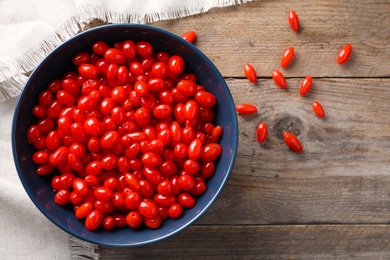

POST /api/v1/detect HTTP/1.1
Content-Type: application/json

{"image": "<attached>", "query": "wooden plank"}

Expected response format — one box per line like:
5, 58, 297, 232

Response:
193, 78, 390, 224
99, 225, 390, 259
150, 0, 390, 78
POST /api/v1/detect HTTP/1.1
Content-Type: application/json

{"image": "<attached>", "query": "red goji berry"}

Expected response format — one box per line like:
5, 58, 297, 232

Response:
243, 63, 257, 83
256, 122, 268, 143
338, 44, 352, 64
312, 101, 325, 118
235, 104, 257, 115
283, 132, 302, 153
280, 47, 295, 68
181, 31, 196, 43
272, 70, 287, 89
288, 11, 299, 32
299, 76, 313, 96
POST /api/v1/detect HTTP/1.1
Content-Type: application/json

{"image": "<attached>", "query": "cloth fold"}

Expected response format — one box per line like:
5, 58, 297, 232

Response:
0, 178, 73, 259
0, 0, 252, 102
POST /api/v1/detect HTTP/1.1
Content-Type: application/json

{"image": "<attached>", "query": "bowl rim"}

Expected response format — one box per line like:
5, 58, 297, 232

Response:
12, 23, 238, 247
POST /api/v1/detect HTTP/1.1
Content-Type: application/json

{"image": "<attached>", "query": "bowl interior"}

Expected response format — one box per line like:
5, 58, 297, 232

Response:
12, 24, 238, 247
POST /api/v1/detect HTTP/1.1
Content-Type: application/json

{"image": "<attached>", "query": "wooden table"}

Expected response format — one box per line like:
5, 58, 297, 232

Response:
99, 1, 390, 258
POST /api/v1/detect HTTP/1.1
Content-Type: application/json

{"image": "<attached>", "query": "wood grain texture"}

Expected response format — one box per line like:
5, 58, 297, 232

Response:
99, 225, 390, 259
151, 0, 390, 78
196, 78, 390, 224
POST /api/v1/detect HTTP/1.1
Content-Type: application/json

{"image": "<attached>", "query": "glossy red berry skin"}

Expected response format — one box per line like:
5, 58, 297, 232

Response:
235, 104, 257, 115
312, 101, 325, 118
182, 31, 196, 43
243, 64, 257, 83
256, 122, 268, 143
104, 48, 126, 64
85, 210, 102, 231
271, 70, 286, 89
299, 76, 313, 96
338, 44, 352, 64
280, 47, 295, 68
168, 204, 183, 219
169, 55, 185, 75
288, 11, 299, 32
283, 132, 302, 153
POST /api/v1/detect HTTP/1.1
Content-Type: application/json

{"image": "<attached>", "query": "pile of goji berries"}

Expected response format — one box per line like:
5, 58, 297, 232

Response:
238, 10, 352, 153
27, 32, 224, 231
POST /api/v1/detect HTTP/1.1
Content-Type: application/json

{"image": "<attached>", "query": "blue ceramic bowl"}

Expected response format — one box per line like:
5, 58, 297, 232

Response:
12, 24, 238, 247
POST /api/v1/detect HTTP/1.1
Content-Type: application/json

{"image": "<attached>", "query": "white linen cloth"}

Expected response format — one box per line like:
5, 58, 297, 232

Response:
0, 0, 251, 259
0, 0, 252, 102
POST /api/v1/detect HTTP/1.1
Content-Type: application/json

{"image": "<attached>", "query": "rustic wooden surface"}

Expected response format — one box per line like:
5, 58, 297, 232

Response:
100, 225, 390, 259
98, 0, 390, 258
